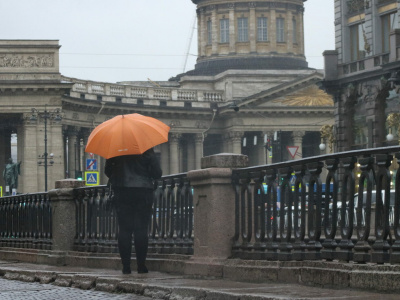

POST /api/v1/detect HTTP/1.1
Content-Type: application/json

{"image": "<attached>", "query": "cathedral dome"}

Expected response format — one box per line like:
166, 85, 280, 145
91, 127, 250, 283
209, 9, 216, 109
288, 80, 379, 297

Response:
188, 0, 308, 75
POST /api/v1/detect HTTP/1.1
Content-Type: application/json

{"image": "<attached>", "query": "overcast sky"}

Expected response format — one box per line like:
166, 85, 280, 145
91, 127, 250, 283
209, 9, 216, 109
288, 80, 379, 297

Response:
1, 0, 335, 83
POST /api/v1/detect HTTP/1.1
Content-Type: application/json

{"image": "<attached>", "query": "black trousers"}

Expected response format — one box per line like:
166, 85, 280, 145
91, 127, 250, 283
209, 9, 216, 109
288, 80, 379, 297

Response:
114, 187, 153, 268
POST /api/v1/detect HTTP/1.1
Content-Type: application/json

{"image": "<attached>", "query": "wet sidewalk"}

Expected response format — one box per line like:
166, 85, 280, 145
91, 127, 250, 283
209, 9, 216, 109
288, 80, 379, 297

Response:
0, 260, 397, 299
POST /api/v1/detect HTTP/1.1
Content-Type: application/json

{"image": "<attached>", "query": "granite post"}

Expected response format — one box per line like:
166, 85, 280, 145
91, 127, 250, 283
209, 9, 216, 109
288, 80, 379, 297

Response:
48, 179, 85, 251
185, 153, 248, 277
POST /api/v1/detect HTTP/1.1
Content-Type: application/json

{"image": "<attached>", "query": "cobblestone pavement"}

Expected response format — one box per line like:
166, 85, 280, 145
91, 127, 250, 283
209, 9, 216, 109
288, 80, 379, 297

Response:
0, 278, 153, 300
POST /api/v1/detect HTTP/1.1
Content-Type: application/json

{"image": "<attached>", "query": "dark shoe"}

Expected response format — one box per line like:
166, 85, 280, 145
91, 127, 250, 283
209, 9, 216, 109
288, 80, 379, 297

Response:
137, 265, 148, 274
122, 265, 131, 274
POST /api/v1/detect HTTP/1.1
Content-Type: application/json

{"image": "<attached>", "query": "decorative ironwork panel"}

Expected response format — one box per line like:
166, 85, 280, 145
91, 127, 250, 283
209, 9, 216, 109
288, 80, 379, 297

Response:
0, 193, 51, 249
232, 146, 400, 265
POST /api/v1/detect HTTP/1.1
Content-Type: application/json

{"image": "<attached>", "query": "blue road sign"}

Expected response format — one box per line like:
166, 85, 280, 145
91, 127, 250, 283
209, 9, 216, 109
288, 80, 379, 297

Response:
85, 171, 99, 186
86, 158, 97, 170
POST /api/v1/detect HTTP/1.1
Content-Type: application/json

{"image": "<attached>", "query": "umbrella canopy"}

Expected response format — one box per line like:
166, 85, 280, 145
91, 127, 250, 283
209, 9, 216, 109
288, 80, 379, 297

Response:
85, 113, 170, 159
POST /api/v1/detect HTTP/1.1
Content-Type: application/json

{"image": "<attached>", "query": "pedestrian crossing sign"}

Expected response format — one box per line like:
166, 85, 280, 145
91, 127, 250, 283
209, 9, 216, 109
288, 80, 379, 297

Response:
85, 171, 99, 186
0, 186, 2, 197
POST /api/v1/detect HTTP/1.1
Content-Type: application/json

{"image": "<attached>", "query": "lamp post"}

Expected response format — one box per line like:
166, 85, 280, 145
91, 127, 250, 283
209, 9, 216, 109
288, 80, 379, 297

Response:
386, 113, 400, 144
319, 124, 335, 152
30, 106, 62, 192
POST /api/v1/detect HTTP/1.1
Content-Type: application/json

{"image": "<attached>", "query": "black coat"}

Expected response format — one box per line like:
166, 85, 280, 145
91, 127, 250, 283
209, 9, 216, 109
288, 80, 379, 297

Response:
105, 148, 162, 189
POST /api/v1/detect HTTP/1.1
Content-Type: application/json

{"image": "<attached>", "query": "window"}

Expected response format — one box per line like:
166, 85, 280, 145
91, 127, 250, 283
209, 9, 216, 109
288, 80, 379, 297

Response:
207, 20, 212, 44
257, 17, 268, 41
382, 12, 398, 53
238, 17, 248, 42
220, 19, 229, 43
292, 18, 297, 43
350, 23, 366, 61
276, 17, 285, 42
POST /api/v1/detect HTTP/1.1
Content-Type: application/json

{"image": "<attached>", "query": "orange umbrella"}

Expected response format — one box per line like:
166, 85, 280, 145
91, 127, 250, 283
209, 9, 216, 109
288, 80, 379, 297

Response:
85, 113, 170, 159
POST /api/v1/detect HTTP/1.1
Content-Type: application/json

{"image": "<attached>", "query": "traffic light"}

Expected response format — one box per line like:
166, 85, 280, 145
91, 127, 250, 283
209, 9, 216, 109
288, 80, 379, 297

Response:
75, 170, 83, 180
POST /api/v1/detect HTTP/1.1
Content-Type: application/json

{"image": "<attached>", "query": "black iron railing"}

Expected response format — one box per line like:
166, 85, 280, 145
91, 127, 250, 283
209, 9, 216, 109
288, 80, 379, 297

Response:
232, 146, 400, 264
0, 193, 52, 249
73, 173, 193, 255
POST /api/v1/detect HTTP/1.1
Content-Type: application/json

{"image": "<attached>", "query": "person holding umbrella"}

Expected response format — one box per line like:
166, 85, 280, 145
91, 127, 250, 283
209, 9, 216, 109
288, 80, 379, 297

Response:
105, 148, 162, 274
86, 113, 170, 274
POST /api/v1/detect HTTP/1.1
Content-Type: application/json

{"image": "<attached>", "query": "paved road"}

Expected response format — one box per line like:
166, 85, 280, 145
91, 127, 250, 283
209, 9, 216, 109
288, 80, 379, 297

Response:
0, 278, 154, 300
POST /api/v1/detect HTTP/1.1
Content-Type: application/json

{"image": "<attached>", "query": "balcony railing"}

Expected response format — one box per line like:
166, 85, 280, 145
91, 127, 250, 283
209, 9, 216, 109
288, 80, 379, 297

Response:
341, 53, 390, 76
62, 76, 224, 103
232, 146, 400, 264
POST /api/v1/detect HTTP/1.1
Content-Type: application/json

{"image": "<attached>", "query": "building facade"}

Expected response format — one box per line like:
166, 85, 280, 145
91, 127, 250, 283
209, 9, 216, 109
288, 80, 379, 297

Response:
321, 0, 400, 152
0, 0, 334, 194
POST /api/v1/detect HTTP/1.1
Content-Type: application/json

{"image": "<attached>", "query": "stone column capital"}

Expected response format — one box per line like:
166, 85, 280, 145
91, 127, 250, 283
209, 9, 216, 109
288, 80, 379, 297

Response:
195, 133, 204, 143
169, 132, 182, 143
229, 131, 244, 142
292, 130, 305, 142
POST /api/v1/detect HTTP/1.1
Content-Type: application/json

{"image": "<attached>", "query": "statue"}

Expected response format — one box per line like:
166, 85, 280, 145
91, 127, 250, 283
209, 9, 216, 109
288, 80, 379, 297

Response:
3, 158, 21, 193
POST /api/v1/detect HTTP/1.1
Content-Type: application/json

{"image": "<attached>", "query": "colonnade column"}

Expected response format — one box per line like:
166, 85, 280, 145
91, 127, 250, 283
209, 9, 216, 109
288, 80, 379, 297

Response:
67, 126, 79, 179
222, 132, 231, 153
257, 132, 267, 165
18, 116, 38, 193
169, 133, 181, 175
0, 129, 12, 189
292, 131, 305, 160
230, 131, 244, 154
187, 136, 196, 171
48, 120, 65, 190
265, 131, 274, 165
160, 142, 170, 176
195, 133, 204, 170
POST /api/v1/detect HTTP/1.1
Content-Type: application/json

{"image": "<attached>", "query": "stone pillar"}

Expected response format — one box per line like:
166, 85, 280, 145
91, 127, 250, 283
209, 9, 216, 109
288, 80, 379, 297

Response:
169, 133, 181, 175
211, 5, 218, 55
195, 133, 203, 170
298, 7, 305, 55
228, 3, 236, 53
199, 8, 206, 57
292, 131, 305, 160
249, 2, 256, 52
287, 10, 294, 52
49, 179, 85, 251
185, 153, 249, 277
270, 9, 277, 49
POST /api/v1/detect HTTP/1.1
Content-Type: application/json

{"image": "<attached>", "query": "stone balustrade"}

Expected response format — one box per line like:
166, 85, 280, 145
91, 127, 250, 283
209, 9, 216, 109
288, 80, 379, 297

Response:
62, 76, 224, 103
